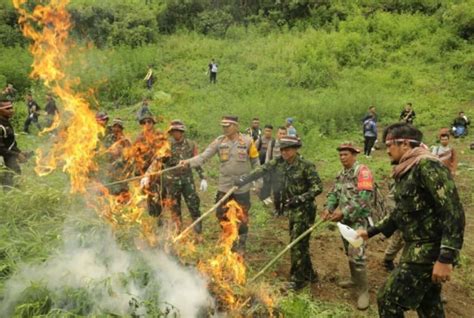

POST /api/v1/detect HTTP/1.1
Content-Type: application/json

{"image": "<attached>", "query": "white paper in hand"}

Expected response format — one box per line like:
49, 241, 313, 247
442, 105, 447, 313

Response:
337, 222, 363, 248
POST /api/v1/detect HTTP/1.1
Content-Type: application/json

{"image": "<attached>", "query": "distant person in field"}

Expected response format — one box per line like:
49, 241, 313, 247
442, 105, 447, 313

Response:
256, 124, 275, 204
363, 114, 377, 157
431, 129, 457, 176
451, 111, 469, 138
399, 103, 416, 124
0, 95, 27, 189
144, 65, 154, 90
44, 94, 59, 128
286, 117, 297, 136
265, 126, 288, 216
136, 98, 152, 122
23, 93, 41, 134
245, 117, 262, 143
208, 59, 218, 84
362, 105, 377, 122
2, 84, 17, 101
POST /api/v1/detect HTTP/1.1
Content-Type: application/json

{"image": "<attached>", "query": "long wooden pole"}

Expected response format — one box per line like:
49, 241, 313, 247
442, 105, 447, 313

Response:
248, 219, 327, 283
101, 165, 182, 187
173, 186, 239, 243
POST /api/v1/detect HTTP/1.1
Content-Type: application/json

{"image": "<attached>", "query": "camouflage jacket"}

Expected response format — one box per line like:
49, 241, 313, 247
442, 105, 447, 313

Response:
241, 154, 323, 209
0, 115, 21, 159
164, 137, 204, 180
326, 162, 374, 225
369, 159, 465, 265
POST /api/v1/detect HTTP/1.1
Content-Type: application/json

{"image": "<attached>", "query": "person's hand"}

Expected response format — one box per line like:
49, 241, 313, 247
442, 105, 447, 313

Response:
432, 261, 453, 284
199, 179, 208, 192
329, 210, 343, 222
17, 152, 27, 163
140, 176, 150, 189
321, 210, 331, 221
178, 160, 189, 167
285, 195, 304, 209
356, 229, 369, 241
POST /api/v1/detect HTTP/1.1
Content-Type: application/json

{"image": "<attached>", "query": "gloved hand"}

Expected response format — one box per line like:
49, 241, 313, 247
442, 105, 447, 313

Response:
140, 176, 150, 189
285, 195, 305, 208
234, 176, 249, 188
199, 179, 208, 192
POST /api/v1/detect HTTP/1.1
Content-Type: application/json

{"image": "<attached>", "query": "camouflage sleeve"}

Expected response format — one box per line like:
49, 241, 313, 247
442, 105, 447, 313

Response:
368, 212, 398, 238
300, 163, 323, 202
326, 181, 340, 212
341, 190, 373, 224
192, 141, 205, 179
240, 159, 277, 185
419, 160, 465, 264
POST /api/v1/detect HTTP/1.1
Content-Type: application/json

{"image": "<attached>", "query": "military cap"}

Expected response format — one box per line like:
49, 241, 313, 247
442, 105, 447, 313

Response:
220, 115, 239, 126
279, 135, 302, 149
0, 94, 13, 109
95, 111, 109, 121
168, 119, 186, 132
337, 142, 361, 154
139, 113, 156, 125
111, 118, 124, 129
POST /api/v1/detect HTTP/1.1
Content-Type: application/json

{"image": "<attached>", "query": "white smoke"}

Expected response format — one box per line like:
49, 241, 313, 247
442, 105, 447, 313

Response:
1, 220, 213, 317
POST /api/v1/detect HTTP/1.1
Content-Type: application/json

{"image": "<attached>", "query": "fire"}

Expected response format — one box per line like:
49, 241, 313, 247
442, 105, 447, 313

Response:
198, 200, 247, 310
14, 0, 102, 193
39, 112, 61, 136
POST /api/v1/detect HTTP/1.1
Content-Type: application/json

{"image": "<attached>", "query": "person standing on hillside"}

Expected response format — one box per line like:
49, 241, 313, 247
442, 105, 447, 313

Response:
0, 95, 26, 189
431, 129, 457, 176
44, 93, 59, 128
143, 120, 207, 234
246, 118, 262, 143
286, 117, 297, 136
363, 114, 377, 157
451, 111, 470, 138
208, 59, 218, 84
23, 93, 41, 134
136, 98, 152, 123
144, 65, 154, 90
234, 136, 323, 290
362, 105, 377, 122
321, 142, 373, 310
357, 123, 465, 317
256, 124, 274, 203
399, 103, 416, 124
265, 126, 287, 216
179, 115, 260, 255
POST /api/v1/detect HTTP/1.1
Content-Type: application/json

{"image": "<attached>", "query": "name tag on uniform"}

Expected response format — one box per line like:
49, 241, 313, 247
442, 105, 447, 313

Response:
237, 145, 248, 162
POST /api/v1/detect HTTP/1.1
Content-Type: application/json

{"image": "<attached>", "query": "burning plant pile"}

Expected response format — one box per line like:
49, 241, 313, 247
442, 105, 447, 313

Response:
3, 0, 277, 316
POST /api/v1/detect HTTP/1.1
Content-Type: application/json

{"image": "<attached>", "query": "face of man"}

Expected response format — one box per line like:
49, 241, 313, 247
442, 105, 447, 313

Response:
170, 130, 184, 141
263, 128, 272, 138
251, 120, 259, 129
277, 128, 287, 140
405, 105, 411, 111
281, 147, 298, 162
0, 101, 14, 118
112, 124, 123, 136
385, 137, 411, 164
142, 119, 154, 132
26, 95, 32, 102
222, 123, 238, 137
339, 150, 357, 169
440, 136, 449, 147
370, 107, 376, 114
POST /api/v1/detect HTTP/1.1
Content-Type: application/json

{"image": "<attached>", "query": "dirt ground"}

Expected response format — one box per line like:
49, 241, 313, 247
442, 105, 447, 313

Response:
244, 138, 474, 317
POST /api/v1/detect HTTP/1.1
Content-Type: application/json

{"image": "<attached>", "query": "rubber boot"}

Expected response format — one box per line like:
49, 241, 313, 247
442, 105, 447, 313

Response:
232, 234, 247, 256
354, 266, 370, 310
338, 262, 356, 288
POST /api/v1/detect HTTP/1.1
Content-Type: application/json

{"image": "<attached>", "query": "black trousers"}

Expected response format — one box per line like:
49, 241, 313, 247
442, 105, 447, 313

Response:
364, 136, 376, 156
24, 115, 41, 133
210, 72, 217, 83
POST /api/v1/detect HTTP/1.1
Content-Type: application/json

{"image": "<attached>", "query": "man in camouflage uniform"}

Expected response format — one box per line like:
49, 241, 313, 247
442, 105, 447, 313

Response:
103, 118, 131, 196
358, 123, 465, 317
322, 143, 374, 310
235, 136, 323, 290
146, 120, 207, 233
134, 114, 168, 217
0, 96, 26, 189
180, 115, 260, 254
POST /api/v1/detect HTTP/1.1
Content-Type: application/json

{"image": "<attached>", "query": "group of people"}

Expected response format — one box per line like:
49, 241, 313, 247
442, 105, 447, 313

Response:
0, 89, 468, 316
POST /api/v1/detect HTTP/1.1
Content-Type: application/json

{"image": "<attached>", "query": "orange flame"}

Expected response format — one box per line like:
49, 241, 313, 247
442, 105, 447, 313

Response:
14, 0, 102, 193
198, 200, 246, 309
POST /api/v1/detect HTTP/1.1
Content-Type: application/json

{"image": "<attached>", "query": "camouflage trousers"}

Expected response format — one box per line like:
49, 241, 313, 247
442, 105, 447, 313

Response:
165, 175, 201, 228
289, 204, 317, 285
384, 230, 405, 262
342, 218, 368, 267
377, 263, 444, 317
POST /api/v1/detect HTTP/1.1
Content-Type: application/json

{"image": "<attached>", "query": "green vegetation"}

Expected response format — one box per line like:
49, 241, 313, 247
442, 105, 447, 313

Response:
1, 0, 473, 316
